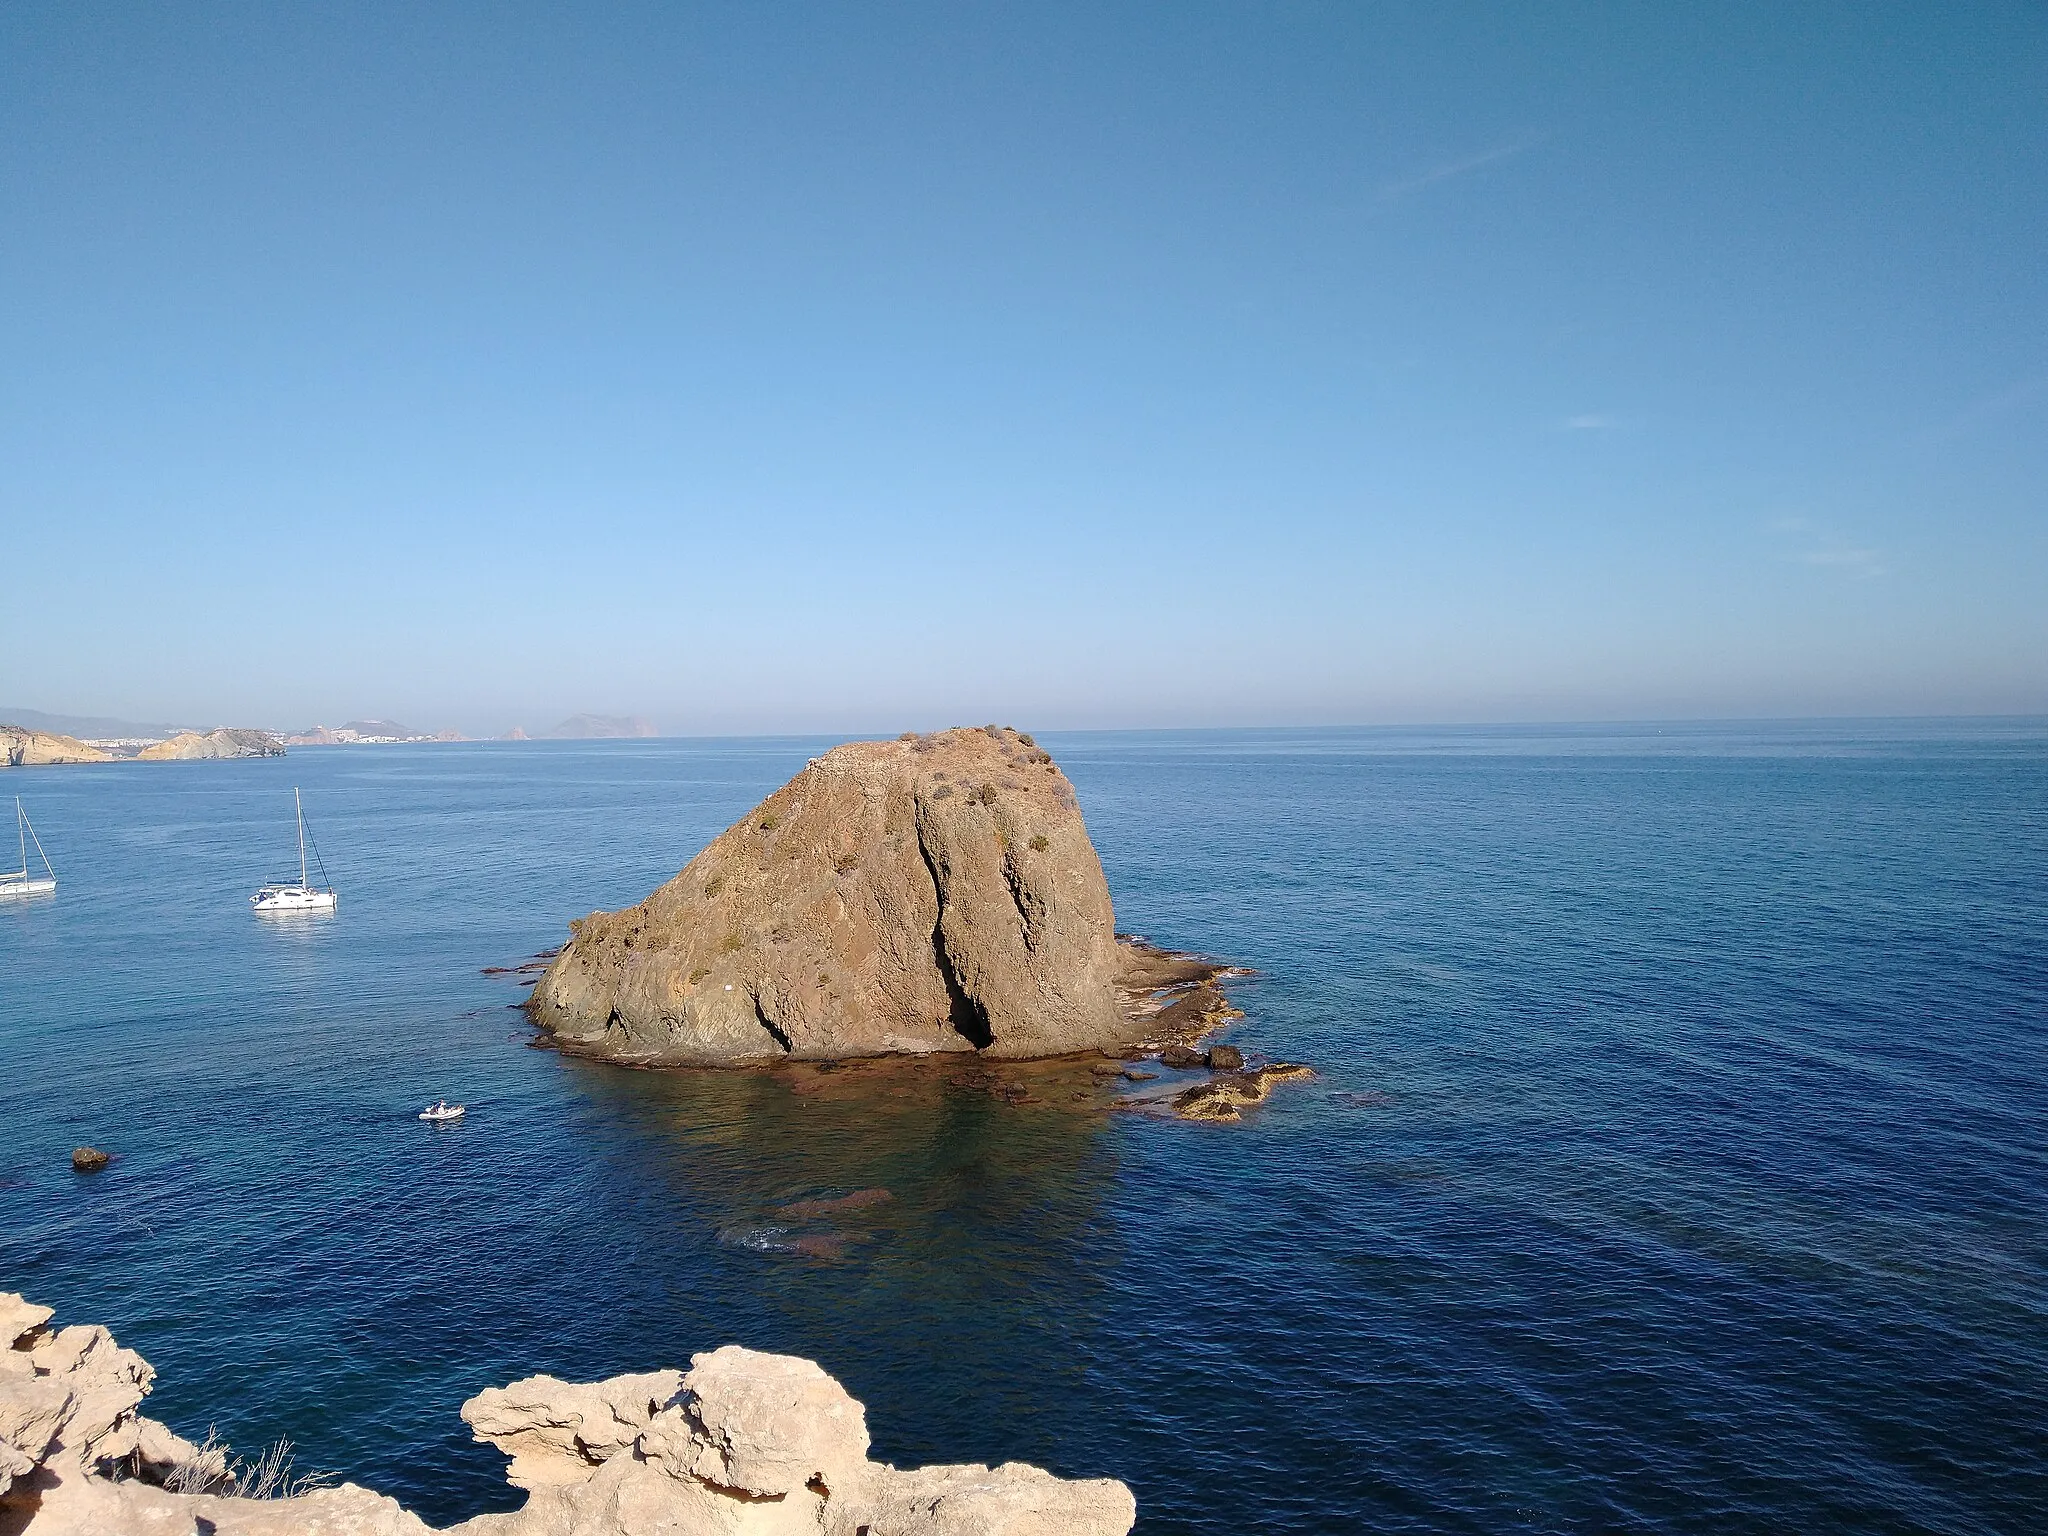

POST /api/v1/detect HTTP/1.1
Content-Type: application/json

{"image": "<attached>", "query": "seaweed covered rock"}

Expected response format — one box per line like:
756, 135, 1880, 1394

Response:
527, 728, 1129, 1063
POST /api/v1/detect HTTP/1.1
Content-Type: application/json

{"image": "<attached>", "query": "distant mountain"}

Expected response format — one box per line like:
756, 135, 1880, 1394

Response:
0, 708, 191, 740
540, 714, 659, 739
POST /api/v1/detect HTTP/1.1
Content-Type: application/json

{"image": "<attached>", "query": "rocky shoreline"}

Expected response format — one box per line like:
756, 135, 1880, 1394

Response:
0, 1291, 1134, 1535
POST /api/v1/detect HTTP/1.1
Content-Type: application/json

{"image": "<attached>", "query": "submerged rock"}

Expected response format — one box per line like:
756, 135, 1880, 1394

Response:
0, 1292, 1136, 1535
527, 727, 1131, 1063
779, 1188, 894, 1219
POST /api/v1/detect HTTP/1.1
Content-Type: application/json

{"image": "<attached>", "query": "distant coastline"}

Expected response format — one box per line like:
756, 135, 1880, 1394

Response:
1, 724, 288, 767
1, 710, 665, 766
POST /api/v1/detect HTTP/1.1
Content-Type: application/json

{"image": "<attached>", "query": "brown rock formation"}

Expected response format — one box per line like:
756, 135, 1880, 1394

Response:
527, 727, 1132, 1064
0, 727, 111, 767
136, 728, 286, 760
0, 1292, 1135, 1536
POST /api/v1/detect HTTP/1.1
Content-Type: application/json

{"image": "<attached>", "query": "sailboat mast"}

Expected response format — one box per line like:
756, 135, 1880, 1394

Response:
15, 799, 24, 880
297, 788, 308, 886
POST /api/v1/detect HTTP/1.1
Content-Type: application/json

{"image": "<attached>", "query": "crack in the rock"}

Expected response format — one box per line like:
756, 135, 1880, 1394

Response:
1001, 851, 1042, 953
751, 990, 794, 1053
915, 815, 995, 1050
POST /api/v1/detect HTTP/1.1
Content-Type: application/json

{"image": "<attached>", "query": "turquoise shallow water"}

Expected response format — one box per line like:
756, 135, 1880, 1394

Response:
3, 724, 2046, 1533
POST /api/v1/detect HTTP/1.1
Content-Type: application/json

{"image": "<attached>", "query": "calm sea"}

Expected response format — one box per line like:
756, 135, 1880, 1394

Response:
2, 724, 2045, 1534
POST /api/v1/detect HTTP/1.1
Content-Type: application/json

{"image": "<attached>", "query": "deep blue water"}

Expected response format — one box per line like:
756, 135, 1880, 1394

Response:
3, 724, 2045, 1534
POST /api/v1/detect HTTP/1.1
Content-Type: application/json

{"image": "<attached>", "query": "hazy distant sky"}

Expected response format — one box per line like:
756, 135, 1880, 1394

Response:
3, 2, 2044, 734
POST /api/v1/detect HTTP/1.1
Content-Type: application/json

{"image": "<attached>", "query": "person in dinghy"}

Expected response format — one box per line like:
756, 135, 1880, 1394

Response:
419, 1099, 466, 1122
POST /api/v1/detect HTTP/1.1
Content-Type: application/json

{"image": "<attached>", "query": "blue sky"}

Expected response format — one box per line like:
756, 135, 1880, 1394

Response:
3, 2, 2044, 734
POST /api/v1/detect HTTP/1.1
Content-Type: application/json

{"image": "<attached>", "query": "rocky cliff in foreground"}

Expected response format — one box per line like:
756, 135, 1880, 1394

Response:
528, 727, 1134, 1063
136, 727, 287, 760
0, 1290, 1134, 1535
0, 727, 111, 767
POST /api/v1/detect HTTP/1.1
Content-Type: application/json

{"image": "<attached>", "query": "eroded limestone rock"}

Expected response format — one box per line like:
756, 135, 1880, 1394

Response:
451, 1340, 1135, 1536
1, 1293, 1136, 1536
665, 1346, 870, 1500
461, 1371, 685, 1489
866, 1460, 1138, 1536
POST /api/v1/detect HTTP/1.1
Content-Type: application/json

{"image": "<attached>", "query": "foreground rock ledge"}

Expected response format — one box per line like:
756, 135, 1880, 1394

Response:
0, 1290, 1135, 1535
530, 727, 1149, 1063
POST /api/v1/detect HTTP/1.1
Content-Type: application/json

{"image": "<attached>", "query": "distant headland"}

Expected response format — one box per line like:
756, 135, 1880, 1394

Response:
2, 723, 286, 767
0, 709, 667, 765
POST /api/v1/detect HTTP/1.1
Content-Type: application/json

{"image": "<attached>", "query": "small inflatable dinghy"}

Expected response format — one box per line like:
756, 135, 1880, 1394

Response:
418, 1100, 466, 1122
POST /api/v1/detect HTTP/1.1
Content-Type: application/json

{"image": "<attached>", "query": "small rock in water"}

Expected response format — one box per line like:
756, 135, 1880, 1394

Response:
71, 1147, 109, 1172
1170, 1063, 1316, 1124
1121, 1069, 1158, 1082
1159, 1045, 1205, 1069
1206, 1045, 1244, 1070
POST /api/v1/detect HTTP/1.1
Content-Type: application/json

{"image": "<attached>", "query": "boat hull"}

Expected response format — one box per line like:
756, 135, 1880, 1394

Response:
253, 886, 337, 913
0, 876, 55, 901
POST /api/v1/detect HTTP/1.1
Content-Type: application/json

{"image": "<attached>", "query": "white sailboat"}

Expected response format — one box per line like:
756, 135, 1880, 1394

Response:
0, 798, 57, 900
252, 787, 337, 913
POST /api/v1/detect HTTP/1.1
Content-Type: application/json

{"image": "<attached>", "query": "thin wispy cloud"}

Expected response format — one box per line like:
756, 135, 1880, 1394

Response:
1562, 413, 1614, 430
1773, 518, 1886, 578
1795, 545, 1886, 578
1377, 131, 1545, 201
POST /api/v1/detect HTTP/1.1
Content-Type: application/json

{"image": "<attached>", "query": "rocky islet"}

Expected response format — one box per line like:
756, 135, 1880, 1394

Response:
529, 727, 1143, 1063
523, 726, 1310, 1122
